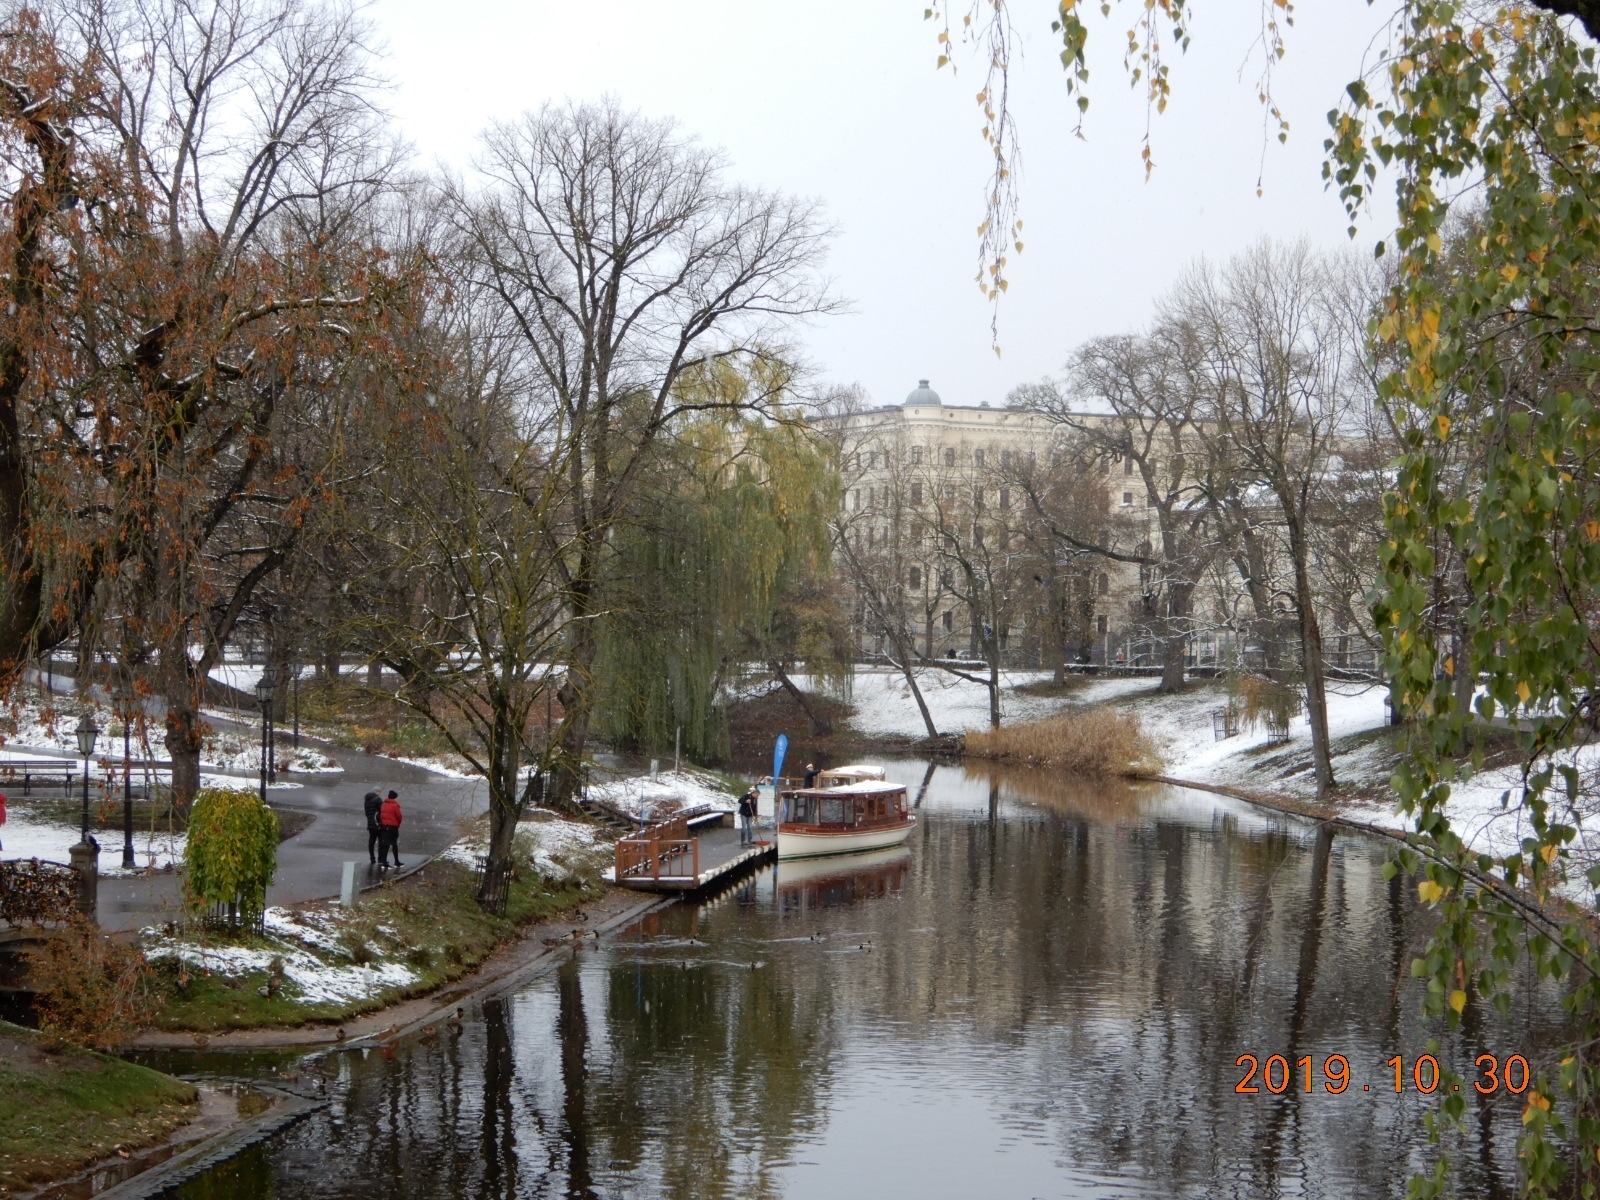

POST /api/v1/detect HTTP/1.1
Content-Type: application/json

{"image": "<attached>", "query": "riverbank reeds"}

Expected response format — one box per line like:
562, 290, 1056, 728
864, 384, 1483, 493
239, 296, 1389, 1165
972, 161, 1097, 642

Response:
963, 709, 1157, 775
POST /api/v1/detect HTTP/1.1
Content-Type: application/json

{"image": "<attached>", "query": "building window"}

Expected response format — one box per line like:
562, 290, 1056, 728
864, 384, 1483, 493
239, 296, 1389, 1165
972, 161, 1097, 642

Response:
973, 486, 984, 507
869, 451, 879, 469
943, 610, 954, 632
973, 524, 985, 546
974, 449, 985, 468
1122, 491, 1133, 506
1052, 450, 1064, 468
942, 485, 955, 502
1097, 614, 1108, 634
1098, 572, 1109, 596
944, 447, 956, 467
909, 566, 922, 589
911, 445, 923, 465
999, 488, 1010, 511
1124, 456, 1134, 475
867, 526, 875, 546
1000, 450, 1011, 467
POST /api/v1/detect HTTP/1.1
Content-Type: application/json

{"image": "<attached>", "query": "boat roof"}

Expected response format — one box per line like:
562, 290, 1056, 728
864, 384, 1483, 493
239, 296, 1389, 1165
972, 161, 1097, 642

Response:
793, 780, 904, 795
818, 764, 886, 779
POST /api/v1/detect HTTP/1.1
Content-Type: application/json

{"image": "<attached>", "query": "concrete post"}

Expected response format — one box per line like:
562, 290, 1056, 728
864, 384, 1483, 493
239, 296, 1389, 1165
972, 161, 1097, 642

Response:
340, 860, 358, 908
68, 838, 99, 920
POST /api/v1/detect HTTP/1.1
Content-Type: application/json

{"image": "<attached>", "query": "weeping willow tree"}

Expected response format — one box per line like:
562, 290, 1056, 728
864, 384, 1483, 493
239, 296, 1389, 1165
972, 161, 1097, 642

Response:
592, 365, 844, 760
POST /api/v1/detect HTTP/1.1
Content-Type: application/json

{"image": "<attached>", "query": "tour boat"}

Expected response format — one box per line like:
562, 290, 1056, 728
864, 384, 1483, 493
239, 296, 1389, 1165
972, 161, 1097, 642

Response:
777, 775, 915, 859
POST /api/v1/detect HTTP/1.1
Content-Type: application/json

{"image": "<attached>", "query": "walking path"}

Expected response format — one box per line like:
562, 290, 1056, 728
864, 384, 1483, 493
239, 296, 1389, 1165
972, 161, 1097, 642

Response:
1, 728, 487, 932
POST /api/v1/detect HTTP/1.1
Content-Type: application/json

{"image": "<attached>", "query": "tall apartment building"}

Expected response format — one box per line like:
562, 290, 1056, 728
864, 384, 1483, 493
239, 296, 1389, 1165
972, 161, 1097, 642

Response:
820, 379, 1151, 666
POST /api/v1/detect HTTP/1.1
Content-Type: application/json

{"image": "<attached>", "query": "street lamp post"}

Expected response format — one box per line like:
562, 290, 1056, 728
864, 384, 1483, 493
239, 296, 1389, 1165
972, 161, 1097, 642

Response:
113, 685, 135, 869
254, 670, 276, 802
74, 713, 99, 842
70, 713, 101, 918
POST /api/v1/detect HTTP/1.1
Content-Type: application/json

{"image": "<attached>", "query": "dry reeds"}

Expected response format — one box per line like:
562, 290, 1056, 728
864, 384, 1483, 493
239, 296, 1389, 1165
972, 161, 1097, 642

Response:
963, 707, 1157, 776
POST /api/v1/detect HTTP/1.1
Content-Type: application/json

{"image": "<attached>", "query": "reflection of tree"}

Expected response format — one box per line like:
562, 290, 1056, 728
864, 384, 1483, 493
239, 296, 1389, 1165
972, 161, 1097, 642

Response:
581, 910, 837, 1200
480, 998, 520, 1198
556, 960, 596, 1200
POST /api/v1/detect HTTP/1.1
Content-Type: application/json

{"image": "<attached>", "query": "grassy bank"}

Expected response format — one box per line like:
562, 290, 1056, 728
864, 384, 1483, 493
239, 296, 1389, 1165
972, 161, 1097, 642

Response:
144, 858, 601, 1033
0, 1019, 197, 1195
963, 708, 1157, 775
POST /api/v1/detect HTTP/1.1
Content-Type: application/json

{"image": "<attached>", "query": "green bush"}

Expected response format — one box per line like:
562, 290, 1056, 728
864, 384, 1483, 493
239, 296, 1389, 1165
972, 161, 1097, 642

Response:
183, 787, 279, 927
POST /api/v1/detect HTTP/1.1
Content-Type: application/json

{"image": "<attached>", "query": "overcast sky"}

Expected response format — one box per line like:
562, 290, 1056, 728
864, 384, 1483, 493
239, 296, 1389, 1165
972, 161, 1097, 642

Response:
366, 0, 1400, 408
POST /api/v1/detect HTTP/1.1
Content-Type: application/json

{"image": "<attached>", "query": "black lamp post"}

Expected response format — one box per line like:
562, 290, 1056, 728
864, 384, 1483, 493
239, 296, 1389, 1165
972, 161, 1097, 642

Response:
254, 670, 276, 801
74, 713, 99, 842
113, 684, 135, 868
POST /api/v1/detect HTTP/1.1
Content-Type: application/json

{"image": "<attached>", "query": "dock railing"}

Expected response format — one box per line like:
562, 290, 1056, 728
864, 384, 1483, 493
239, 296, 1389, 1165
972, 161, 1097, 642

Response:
615, 813, 700, 884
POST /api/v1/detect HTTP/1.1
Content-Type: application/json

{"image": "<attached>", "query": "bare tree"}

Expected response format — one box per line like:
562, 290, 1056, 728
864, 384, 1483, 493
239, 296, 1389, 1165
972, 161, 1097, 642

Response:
1167, 240, 1374, 798
446, 99, 834, 806
1018, 332, 1231, 693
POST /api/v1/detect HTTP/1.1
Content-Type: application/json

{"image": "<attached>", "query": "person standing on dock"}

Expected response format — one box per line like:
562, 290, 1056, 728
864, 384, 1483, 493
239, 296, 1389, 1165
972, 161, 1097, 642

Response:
378, 790, 404, 867
737, 785, 757, 846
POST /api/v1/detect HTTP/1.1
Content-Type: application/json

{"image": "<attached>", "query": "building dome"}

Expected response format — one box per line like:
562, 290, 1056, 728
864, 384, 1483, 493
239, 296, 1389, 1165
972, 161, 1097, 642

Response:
904, 378, 942, 407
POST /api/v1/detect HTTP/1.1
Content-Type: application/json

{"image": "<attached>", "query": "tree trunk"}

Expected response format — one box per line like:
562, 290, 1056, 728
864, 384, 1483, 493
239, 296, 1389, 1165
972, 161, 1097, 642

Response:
163, 697, 205, 811
481, 706, 523, 904
987, 651, 1002, 729
548, 572, 600, 811
888, 635, 939, 739
769, 659, 832, 735
1158, 583, 1193, 694
1285, 505, 1335, 798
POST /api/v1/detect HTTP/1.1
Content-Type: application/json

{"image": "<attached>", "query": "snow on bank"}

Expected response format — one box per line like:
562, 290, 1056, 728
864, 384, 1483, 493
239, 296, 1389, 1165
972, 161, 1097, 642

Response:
441, 812, 613, 885
142, 907, 419, 1005
836, 668, 1080, 737
585, 768, 738, 823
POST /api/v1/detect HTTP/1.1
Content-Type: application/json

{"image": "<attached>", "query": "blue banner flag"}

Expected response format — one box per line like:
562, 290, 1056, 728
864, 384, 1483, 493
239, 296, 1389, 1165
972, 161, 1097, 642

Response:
773, 734, 788, 786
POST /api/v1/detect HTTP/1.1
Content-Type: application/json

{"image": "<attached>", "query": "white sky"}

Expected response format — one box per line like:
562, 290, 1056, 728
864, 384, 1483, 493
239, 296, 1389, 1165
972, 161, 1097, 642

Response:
366, 0, 1400, 407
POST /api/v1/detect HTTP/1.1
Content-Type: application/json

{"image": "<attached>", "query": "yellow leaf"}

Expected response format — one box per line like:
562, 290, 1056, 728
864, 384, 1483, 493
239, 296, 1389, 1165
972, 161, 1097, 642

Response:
1418, 880, 1445, 904
1443, 655, 1454, 677
1435, 414, 1451, 439
1518, 681, 1532, 703
1502, 264, 1519, 283
1585, 519, 1600, 542
1541, 843, 1559, 864
1449, 989, 1467, 1014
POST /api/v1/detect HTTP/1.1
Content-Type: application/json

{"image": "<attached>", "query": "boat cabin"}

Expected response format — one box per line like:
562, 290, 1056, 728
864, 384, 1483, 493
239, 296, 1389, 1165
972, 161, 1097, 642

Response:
783, 780, 907, 829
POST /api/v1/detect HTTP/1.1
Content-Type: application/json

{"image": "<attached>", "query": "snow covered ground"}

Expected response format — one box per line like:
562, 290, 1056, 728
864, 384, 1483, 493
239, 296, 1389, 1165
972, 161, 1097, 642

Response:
584, 768, 738, 824
441, 812, 613, 886
833, 668, 1088, 737
0, 804, 185, 872
142, 907, 420, 1006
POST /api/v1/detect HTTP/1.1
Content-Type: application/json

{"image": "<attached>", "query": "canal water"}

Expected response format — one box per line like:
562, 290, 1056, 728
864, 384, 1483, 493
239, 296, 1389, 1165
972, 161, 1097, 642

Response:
171, 762, 1568, 1199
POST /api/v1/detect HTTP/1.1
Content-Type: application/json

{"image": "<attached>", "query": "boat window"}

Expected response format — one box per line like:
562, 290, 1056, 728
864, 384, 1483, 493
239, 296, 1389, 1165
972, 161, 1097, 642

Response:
820, 798, 848, 824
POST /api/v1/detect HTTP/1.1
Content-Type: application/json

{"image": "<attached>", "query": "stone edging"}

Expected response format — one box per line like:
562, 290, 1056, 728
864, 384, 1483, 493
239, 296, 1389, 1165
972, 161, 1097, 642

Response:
90, 1084, 326, 1200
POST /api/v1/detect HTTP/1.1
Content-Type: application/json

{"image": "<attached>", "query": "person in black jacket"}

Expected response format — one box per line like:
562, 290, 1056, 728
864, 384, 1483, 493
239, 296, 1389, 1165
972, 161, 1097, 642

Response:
363, 791, 383, 864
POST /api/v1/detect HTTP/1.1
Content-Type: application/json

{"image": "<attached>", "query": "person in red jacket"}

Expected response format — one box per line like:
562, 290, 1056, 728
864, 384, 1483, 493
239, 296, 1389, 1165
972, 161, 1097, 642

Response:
378, 791, 403, 868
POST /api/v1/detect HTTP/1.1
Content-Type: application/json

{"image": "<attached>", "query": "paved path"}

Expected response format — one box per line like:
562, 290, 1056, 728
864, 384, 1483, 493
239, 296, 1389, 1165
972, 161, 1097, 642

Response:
92, 739, 487, 932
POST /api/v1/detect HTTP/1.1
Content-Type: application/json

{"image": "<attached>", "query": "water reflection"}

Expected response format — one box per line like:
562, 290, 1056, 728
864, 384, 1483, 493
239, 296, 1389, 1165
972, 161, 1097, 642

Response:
178, 766, 1568, 1199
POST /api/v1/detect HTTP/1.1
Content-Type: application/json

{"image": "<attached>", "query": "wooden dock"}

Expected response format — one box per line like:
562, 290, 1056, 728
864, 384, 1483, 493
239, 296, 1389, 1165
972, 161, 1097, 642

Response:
613, 811, 774, 891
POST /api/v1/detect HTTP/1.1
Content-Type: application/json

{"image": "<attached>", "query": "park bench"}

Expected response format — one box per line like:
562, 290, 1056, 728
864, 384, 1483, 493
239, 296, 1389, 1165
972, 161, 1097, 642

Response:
0, 759, 78, 794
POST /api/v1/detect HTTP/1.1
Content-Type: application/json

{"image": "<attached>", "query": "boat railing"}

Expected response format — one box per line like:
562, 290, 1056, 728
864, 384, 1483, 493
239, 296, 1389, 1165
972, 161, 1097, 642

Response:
615, 813, 699, 883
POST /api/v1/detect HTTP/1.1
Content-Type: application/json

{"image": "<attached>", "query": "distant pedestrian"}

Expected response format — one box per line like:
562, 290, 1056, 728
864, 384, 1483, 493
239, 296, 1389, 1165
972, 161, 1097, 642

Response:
802, 762, 818, 788
378, 790, 403, 867
363, 791, 383, 864
737, 786, 757, 846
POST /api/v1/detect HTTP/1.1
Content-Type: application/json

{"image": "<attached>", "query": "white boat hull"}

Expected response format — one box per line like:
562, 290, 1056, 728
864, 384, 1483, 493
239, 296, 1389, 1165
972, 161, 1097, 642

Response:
777, 820, 915, 859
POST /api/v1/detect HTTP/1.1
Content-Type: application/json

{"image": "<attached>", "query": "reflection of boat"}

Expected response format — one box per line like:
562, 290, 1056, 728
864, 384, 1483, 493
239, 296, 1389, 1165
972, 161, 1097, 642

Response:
778, 774, 915, 859
776, 845, 911, 914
